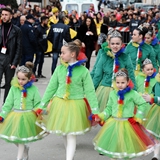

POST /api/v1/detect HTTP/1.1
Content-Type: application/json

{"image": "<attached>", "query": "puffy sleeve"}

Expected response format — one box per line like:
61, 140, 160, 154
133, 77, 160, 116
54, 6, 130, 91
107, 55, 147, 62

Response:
82, 69, 99, 114
0, 87, 14, 119
39, 67, 59, 109
133, 91, 147, 119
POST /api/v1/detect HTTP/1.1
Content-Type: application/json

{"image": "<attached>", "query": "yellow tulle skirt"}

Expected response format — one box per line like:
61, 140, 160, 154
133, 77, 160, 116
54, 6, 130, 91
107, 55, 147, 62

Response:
36, 97, 91, 135
0, 110, 47, 143
143, 104, 160, 139
93, 117, 156, 159
96, 86, 113, 112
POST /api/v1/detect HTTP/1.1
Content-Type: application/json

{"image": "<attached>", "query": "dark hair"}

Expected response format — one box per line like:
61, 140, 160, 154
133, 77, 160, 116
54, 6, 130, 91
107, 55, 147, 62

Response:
85, 16, 97, 37
135, 27, 148, 39
1, 8, 13, 15
40, 16, 49, 22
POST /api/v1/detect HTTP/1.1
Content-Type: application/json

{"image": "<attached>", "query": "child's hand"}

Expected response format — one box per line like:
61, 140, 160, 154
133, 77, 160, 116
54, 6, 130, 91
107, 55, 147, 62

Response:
0, 116, 4, 123
35, 109, 43, 116
142, 94, 151, 102
95, 115, 101, 122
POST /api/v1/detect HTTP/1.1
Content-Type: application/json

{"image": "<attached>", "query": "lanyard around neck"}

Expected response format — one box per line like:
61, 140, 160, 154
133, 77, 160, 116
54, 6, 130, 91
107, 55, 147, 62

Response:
2, 24, 12, 47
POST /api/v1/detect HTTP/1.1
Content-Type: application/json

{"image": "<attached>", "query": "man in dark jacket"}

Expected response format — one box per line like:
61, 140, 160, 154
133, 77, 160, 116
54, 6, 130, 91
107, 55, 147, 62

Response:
20, 14, 37, 65
33, 16, 49, 78
48, 13, 71, 74
129, 13, 140, 39
0, 8, 22, 102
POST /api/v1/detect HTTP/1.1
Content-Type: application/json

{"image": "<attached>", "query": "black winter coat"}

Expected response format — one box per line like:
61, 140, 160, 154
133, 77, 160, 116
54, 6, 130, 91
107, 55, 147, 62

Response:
0, 24, 22, 66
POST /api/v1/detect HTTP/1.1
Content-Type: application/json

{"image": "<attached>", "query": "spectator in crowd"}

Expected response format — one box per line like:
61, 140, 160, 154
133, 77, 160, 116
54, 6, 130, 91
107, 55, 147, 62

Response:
109, 14, 117, 27
33, 16, 49, 78
150, 12, 160, 25
77, 16, 98, 69
139, 12, 147, 25
20, 14, 37, 65
19, 15, 26, 26
129, 13, 140, 38
48, 7, 59, 26
47, 13, 71, 74
11, 10, 20, 26
0, 8, 22, 103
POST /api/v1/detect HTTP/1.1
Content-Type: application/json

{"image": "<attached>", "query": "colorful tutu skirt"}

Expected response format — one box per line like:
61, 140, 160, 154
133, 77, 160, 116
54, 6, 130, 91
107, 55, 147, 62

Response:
96, 86, 113, 112
36, 97, 91, 135
143, 104, 160, 139
93, 117, 156, 159
0, 110, 47, 144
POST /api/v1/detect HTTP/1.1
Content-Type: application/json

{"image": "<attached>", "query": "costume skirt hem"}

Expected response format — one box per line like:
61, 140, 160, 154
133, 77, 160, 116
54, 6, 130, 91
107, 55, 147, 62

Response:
36, 122, 90, 136
94, 144, 154, 159
0, 130, 48, 143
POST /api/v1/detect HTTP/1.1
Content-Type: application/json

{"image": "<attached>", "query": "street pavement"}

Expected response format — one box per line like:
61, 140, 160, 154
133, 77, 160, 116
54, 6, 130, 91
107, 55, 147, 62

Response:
0, 53, 154, 160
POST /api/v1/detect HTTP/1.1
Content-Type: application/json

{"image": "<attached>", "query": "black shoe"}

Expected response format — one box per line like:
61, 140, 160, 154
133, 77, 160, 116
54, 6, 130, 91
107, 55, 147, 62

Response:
39, 75, 46, 78
99, 153, 104, 156
0, 84, 5, 89
152, 157, 158, 160
35, 78, 38, 82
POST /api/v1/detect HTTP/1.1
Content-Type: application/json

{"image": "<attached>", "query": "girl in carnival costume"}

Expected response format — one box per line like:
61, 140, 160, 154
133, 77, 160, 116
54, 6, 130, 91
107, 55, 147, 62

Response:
145, 28, 160, 68
125, 25, 158, 75
136, 58, 157, 117
93, 69, 157, 159
36, 42, 99, 160
91, 27, 114, 79
142, 67, 160, 160
0, 62, 46, 160
92, 30, 136, 112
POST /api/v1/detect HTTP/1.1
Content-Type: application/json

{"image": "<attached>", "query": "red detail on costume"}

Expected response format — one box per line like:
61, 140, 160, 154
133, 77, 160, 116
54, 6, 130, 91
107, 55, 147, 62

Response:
138, 51, 142, 58
114, 65, 119, 73
145, 81, 149, 87
150, 97, 154, 104
36, 109, 43, 115
129, 121, 155, 147
66, 76, 71, 84
128, 80, 134, 89
23, 92, 27, 97
31, 74, 36, 82
0, 117, 3, 121
153, 68, 156, 72
118, 99, 123, 104
99, 120, 105, 126
83, 98, 91, 114
128, 117, 137, 124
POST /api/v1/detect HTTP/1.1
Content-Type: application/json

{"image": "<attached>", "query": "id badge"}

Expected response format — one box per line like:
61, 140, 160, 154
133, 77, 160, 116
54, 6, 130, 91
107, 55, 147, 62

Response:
1, 47, 7, 54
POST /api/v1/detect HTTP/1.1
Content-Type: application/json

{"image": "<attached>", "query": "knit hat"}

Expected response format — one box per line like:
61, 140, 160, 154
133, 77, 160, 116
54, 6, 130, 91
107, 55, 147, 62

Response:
52, 7, 59, 14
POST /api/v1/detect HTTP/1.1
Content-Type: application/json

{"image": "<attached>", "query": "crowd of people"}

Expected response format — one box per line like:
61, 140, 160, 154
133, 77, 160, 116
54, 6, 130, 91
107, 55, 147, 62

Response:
0, 2, 160, 160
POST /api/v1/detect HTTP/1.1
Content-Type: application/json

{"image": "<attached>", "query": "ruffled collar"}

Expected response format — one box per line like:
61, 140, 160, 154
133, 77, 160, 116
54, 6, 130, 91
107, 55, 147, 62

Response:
116, 80, 134, 118
151, 37, 159, 46
11, 76, 35, 109
101, 42, 110, 52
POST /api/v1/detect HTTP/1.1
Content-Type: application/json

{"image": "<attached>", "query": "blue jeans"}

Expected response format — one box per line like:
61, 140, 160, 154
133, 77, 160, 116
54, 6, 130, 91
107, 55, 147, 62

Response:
51, 52, 59, 74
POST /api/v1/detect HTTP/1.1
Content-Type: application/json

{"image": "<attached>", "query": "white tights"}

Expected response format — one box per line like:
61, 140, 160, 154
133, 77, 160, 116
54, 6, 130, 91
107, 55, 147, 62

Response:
63, 135, 76, 160
17, 144, 25, 159
154, 145, 160, 158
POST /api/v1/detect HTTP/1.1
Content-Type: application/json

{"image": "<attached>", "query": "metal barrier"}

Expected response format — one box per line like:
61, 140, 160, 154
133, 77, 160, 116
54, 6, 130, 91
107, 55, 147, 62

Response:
109, 27, 130, 44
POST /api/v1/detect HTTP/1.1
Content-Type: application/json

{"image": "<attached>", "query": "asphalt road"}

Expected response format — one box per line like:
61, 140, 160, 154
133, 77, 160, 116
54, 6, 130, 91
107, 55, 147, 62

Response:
0, 54, 154, 160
